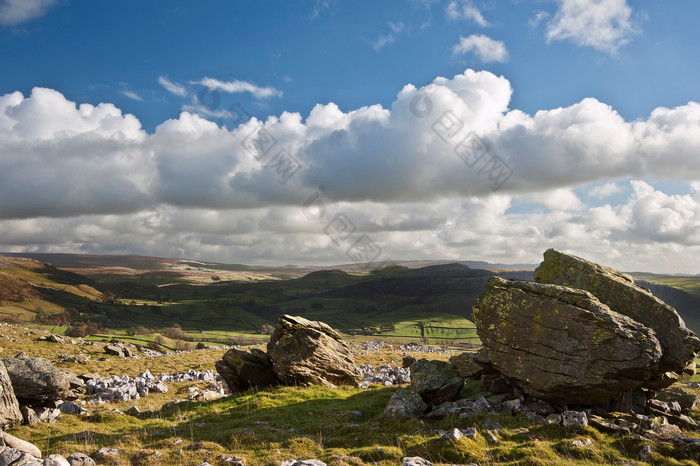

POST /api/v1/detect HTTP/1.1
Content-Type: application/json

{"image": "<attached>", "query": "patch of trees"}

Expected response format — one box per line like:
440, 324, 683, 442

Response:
65, 320, 103, 338
158, 323, 193, 341
33, 309, 71, 325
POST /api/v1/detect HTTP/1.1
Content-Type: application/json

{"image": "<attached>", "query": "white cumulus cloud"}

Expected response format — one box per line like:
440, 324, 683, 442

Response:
1, 70, 699, 273
452, 35, 508, 63
546, 0, 639, 54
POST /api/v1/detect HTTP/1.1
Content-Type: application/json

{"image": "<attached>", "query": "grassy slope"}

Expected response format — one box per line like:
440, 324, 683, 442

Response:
1, 256, 488, 346
0, 256, 103, 323
2, 253, 700, 351
1, 324, 699, 466
631, 274, 700, 296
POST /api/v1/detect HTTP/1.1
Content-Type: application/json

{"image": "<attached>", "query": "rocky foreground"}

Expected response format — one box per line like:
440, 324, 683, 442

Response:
0, 248, 699, 464
381, 249, 700, 463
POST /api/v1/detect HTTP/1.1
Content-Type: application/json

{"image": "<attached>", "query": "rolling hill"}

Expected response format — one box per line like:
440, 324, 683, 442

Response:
1, 253, 699, 345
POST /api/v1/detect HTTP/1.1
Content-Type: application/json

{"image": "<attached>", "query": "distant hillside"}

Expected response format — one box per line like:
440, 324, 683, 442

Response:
0, 255, 104, 324
635, 280, 700, 335
1, 252, 312, 283
2, 252, 698, 343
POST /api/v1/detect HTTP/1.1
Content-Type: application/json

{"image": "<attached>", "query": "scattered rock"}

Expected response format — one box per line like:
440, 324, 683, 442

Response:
644, 416, 682, 440
481, 418, 503, 431
560, 410, 588, 431
0, 446, 22, 465
44, 454, 71, 465
570, 438, 594, 448
588, 415, 632, 435
281, 461, 326, 466
500, 399, 522, 415
47, 334, 65, 344
13, 452, 42, 465
409, 359, 462, 405
66, 452, 96, 466
267, 315, 362, 387
439, 428, 463, 441
461, 427, 478, 439
103, 345, 124, 357
218, 455, 244, 465
638, 444, 653, 462
484, 431, 499, 445
36, 407, 61, 423
360, 364, 410, 386
402, 457, 432, 466
20, 406, 40, 426
58, 401, 87, 415
94, 448, 121, 461
2, 431, 42, 458
383, 388, 428, 419
653, 388, 699, 413
424, 401, 460, 420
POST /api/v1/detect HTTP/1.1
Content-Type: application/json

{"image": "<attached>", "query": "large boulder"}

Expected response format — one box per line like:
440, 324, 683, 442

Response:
215, 348, 278, 392
0, 361, 22, 428
267, 315, 362, 387
409, 359, 463, 405
2, 356, 85, 403
534, 248, 700, 376
472, 276, 663, 404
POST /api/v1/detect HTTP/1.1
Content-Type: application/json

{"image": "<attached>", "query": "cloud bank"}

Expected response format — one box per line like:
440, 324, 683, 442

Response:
0, 69, 698, 272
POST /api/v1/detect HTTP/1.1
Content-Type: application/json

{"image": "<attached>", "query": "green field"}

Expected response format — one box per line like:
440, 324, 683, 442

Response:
632, 273, 700, 296
1, 257, 490, 349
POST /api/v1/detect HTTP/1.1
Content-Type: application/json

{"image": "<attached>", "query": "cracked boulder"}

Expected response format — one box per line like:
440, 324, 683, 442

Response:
534, 248, 700, 383
215, 348, 279, 392
2, 355, 85, 403
472, 276, 663, 405
267, 315, 362, 387
0, 361, 22, 429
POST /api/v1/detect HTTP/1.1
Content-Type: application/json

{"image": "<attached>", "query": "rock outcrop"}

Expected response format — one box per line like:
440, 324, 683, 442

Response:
267, 315, 362, 387
2, 356, 85, 403
410, 359, 463, 405
215, 348, 278, 392
534, 248, 700, 379
472, 276, 663, 404
0, 360, 22, 428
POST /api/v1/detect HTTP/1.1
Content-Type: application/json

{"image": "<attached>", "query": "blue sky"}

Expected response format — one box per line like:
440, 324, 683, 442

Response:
0, 0, 699, 273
